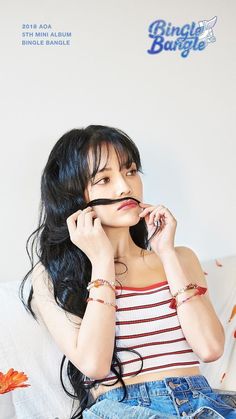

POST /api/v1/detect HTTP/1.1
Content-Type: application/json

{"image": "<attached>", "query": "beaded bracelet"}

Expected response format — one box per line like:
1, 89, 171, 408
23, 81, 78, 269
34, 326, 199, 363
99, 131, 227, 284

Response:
87, 279, 116, 293
172, 283, 200, 298
176, 290, 199, 308
169, 284, 207, 309
86, 297, 118, 311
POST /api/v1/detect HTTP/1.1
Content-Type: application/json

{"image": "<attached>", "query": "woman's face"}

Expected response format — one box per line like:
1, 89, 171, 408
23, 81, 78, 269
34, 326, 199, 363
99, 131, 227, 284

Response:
84, 143, 143, 227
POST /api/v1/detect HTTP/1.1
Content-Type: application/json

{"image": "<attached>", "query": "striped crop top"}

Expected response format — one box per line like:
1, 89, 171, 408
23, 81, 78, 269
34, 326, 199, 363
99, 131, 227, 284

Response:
84, 280, 200, 385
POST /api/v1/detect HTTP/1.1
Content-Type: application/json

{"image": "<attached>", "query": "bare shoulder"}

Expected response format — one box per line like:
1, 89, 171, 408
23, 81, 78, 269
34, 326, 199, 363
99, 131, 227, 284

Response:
141, 246, 202, 269
31, 262, 82, 326
31, 261, 54, 301
31, 262, 59, 327
30, 262, 87, 373
174, 245, 204, 269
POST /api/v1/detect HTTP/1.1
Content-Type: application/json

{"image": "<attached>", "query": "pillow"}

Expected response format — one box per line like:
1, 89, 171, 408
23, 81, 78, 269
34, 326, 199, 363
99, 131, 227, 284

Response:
198, 254, 236, 391
0, 279, 77, 419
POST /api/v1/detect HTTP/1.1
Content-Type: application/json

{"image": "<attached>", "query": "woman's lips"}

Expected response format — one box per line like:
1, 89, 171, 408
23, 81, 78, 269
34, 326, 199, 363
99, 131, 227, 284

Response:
118, 202, 138, 210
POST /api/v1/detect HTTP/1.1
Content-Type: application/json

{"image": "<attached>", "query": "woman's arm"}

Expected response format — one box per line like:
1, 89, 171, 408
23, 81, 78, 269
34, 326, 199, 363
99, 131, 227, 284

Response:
75, 257, 116, 378
32, 259, 116, 380
161, 246, 225, 362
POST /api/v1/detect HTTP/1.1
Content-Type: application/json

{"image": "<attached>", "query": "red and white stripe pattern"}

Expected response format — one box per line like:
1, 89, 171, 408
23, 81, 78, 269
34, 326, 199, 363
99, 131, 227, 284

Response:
84, 280, 200, 385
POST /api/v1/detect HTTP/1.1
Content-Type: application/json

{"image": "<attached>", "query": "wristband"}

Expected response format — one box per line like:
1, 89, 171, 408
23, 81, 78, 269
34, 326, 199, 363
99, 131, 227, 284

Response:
169, 284, 207, 309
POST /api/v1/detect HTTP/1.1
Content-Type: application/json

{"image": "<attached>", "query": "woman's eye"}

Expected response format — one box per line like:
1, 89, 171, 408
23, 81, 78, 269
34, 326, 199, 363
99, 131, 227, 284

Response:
96, 169, 137, 185
127, 169, 137, 176
98, 177, 110, 184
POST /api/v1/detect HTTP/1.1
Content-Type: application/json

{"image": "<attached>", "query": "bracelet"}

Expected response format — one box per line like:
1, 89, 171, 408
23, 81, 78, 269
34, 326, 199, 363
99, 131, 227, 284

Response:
86, 297, 118, 311
176, 290, 199, 308
172, 283, 199, 298
169, 284, 207, 309
87, 279, 116, 293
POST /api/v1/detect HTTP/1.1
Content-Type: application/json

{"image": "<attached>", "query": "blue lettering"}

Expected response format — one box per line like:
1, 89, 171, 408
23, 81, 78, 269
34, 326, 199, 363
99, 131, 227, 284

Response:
180, 24, 190, 40
195, 26, 203, 36
164, 40, 176, 51
189, 22, 196, 36
147, 35, 164, 54
149, 20, 166, 36
147, 18, 213, 58
39, 24, 52, 29
180, 40, 193, 58
198, 40, 206, 50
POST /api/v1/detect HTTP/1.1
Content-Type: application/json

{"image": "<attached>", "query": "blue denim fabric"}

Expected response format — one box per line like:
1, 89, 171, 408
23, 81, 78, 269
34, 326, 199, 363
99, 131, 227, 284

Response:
83, 374, 236, 418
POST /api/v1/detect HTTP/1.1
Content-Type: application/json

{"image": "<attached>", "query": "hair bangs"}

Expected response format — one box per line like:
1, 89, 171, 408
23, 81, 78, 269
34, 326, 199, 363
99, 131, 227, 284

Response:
85, 130, 143, 184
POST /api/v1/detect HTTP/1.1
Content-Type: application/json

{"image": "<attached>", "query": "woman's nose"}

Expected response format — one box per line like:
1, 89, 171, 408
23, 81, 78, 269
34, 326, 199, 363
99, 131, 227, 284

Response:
116, 177, 132, 196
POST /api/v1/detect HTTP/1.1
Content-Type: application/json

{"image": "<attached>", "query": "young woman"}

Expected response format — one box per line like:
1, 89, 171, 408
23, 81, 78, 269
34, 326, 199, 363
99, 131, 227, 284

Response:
20, 125, 236, 418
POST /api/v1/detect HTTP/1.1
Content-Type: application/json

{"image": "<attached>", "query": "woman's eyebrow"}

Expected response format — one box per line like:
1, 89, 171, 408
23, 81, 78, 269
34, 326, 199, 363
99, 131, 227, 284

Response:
97, 167, 112, 174
97, 162, 135, 174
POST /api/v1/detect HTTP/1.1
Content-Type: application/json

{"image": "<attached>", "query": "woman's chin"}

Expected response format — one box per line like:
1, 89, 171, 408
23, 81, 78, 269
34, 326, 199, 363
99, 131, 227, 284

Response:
101, 214, 142, 227
102, 221, 140, 228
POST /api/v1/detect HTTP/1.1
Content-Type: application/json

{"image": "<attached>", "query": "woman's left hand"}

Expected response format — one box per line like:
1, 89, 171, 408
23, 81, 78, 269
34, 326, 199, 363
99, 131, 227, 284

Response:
138, 203, 177, 256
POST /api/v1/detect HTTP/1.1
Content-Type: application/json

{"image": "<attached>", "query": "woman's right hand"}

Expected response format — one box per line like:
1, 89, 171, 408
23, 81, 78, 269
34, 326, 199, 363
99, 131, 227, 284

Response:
66, 206, 114, 263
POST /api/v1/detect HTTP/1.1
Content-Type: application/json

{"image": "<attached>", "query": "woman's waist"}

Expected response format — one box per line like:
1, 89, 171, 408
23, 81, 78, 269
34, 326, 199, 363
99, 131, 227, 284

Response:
91, 365, 201, 401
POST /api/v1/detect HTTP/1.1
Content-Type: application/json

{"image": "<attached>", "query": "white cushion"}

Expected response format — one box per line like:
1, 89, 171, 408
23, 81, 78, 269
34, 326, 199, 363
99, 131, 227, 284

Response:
0, 279, 77, 419
198, 254, 236, 390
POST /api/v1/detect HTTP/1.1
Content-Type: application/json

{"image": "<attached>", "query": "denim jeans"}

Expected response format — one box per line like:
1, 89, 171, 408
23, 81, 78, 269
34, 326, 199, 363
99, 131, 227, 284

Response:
83, 374, 236, 418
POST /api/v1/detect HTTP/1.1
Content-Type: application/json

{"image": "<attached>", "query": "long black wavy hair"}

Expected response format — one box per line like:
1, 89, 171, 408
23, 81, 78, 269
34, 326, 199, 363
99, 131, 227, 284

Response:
19, 125, 159, 418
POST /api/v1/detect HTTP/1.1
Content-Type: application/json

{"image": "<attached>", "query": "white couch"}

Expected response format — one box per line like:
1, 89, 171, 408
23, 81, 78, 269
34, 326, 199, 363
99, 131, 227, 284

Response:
0, 279, 76, 419
0, 254, 236, 418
